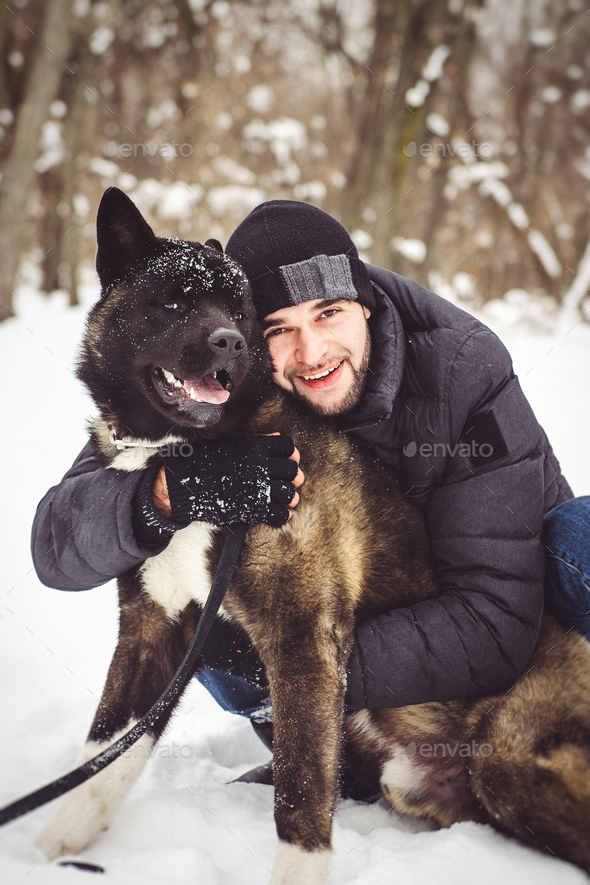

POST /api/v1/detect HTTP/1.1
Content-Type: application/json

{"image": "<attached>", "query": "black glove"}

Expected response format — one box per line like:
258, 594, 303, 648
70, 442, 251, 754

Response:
164, 433, 298, 528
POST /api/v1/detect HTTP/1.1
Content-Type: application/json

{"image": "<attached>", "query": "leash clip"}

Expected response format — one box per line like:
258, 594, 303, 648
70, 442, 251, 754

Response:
109, 430, 161, 451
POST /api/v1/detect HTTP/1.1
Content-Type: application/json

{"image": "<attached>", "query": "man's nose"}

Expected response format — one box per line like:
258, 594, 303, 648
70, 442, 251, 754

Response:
294, 327, 329, 367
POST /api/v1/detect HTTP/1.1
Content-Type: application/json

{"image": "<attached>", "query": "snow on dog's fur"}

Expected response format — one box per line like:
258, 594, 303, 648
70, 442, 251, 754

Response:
37, 188, 590, 882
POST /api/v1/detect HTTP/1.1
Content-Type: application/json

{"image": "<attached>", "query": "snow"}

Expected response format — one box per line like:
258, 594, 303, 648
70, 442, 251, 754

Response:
405, 46, 451, 108
446, 158, 563, 279
405, 80, 430, 109
246, 85, 274, 114
35, 122, 66, 174
527, 230, 562, 279
422, 45, 451, 83
562, 239, 590, 314
156, 182, 204, 220
242, 117, 307, 169
506, 201, 528, 229
146, 100, 181, 130
425, 113, 449, 137
391, 237, 427, 264
0, 107, 14, 126
205, 185, 265, 218
541, 86, 562, 104
529, 29, 556, 48
212, 157, 256, 187
293, 180, 327, 202
89, 26, 115, 56
1, 277, 590, 884
571, 89, 590, 115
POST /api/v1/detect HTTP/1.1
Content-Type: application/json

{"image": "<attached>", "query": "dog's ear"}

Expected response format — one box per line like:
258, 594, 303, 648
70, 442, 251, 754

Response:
205, 238, 224, 253
96, 187, 158, 289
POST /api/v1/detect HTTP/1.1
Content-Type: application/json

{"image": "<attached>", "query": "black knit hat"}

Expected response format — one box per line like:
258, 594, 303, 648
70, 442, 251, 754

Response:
226, 200, 375, 319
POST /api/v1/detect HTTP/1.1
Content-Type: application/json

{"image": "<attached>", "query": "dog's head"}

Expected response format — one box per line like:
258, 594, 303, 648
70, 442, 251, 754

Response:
78, 187, 273, 441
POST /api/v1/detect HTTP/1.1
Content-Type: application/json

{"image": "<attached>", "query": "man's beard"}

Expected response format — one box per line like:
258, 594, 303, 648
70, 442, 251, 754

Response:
284, 327, 372, 418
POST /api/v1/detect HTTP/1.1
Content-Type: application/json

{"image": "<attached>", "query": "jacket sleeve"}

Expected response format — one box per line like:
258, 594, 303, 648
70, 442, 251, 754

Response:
31, 441, 171, 591
346, 329, 547, 710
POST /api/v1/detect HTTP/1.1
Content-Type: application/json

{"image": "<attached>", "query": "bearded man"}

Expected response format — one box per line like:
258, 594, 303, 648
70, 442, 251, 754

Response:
32, 200, 589, 786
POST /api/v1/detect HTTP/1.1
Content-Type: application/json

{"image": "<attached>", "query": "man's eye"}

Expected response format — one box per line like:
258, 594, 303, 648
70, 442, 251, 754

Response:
265, 327, 284, 339
321, 308, 339, 318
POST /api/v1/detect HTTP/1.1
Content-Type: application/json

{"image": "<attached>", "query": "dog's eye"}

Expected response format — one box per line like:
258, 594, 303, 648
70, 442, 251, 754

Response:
233, 312, 244, 321
163, 302, 180, 310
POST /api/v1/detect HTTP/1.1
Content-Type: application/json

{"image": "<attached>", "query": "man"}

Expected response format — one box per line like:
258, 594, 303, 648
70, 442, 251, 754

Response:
32, 199, 590, 780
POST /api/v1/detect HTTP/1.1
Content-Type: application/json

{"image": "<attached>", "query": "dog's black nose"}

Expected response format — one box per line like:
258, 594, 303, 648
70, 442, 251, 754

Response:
209, 328, 245, 353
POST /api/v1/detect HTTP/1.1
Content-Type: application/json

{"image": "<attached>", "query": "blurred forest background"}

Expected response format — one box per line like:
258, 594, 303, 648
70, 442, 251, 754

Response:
0, 0, 589, 322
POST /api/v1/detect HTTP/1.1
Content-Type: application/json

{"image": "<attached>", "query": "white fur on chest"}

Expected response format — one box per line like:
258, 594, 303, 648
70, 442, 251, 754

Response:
95, 421, 229, 619
139, 521, 225, 618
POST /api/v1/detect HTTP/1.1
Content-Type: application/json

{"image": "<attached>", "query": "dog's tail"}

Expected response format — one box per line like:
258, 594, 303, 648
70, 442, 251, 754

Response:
470, 695, 590, 873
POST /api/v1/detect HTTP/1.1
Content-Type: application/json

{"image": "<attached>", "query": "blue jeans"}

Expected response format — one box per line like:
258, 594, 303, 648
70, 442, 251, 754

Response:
196, 666, 271, 721
543, 496, 590, 636
197, 496, 590, 718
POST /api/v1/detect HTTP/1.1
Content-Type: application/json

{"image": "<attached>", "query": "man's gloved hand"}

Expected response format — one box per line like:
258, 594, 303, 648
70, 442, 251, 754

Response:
163, 433, 301, 528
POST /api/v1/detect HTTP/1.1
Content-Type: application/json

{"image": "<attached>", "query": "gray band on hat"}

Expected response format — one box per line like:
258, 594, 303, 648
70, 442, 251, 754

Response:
279, 254, 358, 305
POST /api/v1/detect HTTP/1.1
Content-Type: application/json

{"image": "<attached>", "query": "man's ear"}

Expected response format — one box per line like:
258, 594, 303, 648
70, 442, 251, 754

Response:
362, 305, 371, 319
96, 187, 159, 290
205, 238, 224, 252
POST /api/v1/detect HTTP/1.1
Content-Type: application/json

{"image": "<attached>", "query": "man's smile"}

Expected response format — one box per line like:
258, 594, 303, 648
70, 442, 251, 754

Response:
297, 360, 345, 388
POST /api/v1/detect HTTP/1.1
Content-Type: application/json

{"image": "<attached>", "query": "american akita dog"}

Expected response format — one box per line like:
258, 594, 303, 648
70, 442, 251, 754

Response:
37, 188, 590, 882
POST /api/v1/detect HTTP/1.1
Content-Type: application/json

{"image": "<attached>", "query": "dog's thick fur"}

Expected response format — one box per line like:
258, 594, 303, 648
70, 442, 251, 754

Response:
37, 189, 590, 882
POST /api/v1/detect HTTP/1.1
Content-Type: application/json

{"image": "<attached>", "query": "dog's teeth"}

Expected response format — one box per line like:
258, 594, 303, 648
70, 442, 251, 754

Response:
174, 380, 183, 389
189, 388, 201, 402
162, 368, 177, 384
212, 371, 217, 379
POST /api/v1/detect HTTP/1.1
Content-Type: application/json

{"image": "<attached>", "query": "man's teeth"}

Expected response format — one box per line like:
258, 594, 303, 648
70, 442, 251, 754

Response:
302, 362, 342, 381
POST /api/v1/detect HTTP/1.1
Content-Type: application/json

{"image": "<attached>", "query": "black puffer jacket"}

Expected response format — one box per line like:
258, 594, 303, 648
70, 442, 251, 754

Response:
340, 266, 572, 708
31, 267, 572, 709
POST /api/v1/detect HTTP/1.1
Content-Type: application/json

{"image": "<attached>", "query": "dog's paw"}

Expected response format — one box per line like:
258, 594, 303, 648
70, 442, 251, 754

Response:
270, 842, 331, 885
35, 793, 111, 861
35, 731, 154, 862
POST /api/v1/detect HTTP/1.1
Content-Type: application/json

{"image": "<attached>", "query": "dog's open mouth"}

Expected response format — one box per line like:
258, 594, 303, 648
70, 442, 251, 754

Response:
152, 365, 232, 406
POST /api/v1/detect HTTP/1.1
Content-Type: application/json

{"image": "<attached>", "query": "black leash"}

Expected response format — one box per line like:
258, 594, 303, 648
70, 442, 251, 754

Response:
0, 522, 248, 827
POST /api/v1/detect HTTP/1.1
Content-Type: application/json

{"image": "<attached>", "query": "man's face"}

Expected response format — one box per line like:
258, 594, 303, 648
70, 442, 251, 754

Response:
261, 298, 372, 417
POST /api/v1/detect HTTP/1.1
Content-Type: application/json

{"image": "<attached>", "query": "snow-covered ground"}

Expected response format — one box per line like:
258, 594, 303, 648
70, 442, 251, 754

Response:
1, 277, 589, 885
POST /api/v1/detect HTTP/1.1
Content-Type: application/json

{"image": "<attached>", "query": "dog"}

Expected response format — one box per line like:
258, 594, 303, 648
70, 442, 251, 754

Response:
37, 187, 590, 883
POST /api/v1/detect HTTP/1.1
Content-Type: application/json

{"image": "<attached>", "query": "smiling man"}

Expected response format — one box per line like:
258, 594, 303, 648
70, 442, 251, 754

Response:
32, 199, 590, 792
262, 297, 372, 416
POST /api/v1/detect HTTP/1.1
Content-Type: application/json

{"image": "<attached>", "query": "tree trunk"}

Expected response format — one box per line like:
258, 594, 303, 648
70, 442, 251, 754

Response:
39, 166, 63, 292
0, 0, 73, 321
341, 0, 478, 277
48, 5, 95, 305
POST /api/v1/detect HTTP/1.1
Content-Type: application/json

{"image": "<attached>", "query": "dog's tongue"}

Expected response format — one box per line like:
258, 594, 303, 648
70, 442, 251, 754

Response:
184, 374, 230, 404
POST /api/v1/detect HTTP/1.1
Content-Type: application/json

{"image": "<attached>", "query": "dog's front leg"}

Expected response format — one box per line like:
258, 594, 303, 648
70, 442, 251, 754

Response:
36, 579, 197, 861
264, 629, 348, 885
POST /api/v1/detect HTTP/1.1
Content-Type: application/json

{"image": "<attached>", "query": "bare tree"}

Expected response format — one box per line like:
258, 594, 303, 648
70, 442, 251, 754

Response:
340, 0, 478, 276
0, 0, 73, 321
